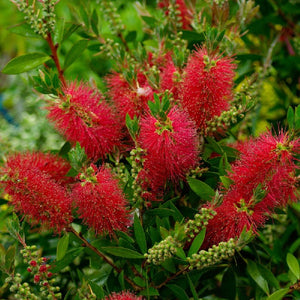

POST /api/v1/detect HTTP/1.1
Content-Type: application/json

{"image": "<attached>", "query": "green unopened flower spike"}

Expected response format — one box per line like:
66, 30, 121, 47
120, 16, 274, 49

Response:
185, 207, 216, 241
145, 236, 180, 265
187, 238, 236, 270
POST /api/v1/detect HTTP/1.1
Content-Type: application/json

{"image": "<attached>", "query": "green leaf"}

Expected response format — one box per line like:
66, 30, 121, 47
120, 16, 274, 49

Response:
2, 53, 50, 74
139, 287, 160, 296
166, 284, 189, 300
7, 23, 41, 39
175, 248, 186, 260
187, 177, 215, 201
68, 142, 87, 172
88, 281, 105, 299
63, 23, 81, 41
187, 274, 199, 300
51, 248, 84, 272
295, 105, 300, 130
287, 253, 300, 279
287, 106, 294, 129
6, 213, 23, 241
134, 214, 147, 254
266, 288, 290, 300
5, 245, 16, 272
220, 176, 232, 189
221, 267, 236, 300
91, 9, 99, 36
247, 259, 269, 295
188, 229, 206, 257
100, 247, 144, 259
64, 39, 89, 69
54, 18, 65, 44
57, 234, 70, 261
257, 263, 280, 289
145, 208, 176, 218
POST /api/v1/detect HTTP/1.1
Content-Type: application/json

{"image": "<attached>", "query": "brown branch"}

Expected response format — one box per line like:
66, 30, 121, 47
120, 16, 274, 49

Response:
154, 266, 189, 290
45, 32, 66, 88
67, 227, 143, 291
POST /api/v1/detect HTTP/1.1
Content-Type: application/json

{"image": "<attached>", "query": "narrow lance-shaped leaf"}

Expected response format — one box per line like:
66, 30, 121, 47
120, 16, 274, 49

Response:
64, 39, 89, 70
287, 253, 300, 279
134, 214, 147, 254
2, 53, 50, 74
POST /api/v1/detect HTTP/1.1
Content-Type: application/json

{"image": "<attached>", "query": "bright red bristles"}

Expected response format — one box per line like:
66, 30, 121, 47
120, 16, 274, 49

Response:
47, 82, 122, 160
0, 152, 73, 232
105, 291, 142, 300
202, 130, 300, 249
72, 166, 131, 236
138, 106, 199, 197
180, 47, 236, 131
106, 72, 154, 121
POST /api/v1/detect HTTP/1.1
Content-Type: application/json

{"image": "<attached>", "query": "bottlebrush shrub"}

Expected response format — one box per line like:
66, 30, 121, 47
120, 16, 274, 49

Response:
1, 0, 300, 299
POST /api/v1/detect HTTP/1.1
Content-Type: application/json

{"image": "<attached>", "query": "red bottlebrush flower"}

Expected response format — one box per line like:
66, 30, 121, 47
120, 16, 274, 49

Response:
2, 152, 72, 184
106, 72, 155, 121
228, 130, 300, 207
34, 275, 40, 284
72, 166, 131, 236
158, 0, 193, 30
180, 47, 236, 131
30, 260, 37, 267
138, 106, 199, 195
159, 57, 181, 99
105, 291, 142, 300
47, 82, 122, 160
202, 130, 300, 249
0, 153, 73, 233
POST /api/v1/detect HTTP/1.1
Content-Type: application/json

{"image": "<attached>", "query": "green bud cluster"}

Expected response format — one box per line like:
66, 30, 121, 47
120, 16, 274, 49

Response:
102, 0, 125, 34
105, 161, 128, 187
187, 166, 209, 179
6, 273, 38, 300
14, 0, 56, 38
205, 105, 245, 134
167, 2, 185, 31
187, 238, 236, 270
185, 207, 216, 241
129, 147, 146, 204
145, 236, 180, 265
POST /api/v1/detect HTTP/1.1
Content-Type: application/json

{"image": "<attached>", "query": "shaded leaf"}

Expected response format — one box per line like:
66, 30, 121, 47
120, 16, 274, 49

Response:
247, 259, 269, 295
134, 214, 147, 254
266, 288, 290, 300
166, 284, 189, 300
57, 234, 70, 261
100, 247, 144, 259
188, 229, 206, 257
64, 39, 89, 69
187, 177, 215, 200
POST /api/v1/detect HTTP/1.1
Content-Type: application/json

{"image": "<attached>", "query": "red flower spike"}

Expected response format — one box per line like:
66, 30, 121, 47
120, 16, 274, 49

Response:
27, 268, 32, 273
202, 130, 300, 249
47, 82, 122, 160
72, 166, 131, 236
105, 291, 143, 300
139, 106, 199, 196
0, 153, 73, 233
47, 272, 53, 278
106, 72, 155, 122
180, 47, 236, 131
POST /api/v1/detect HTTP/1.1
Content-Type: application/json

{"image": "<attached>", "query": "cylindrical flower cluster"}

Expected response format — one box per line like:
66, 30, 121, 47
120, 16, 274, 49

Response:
145, 235, 180, 265
187, 238, 236, 270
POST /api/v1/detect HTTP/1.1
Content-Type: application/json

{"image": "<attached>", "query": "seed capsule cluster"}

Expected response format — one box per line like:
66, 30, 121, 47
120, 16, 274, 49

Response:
145, 236, 180, 265
187, 238, 236, 270
185, 207, 216, 241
